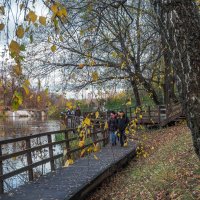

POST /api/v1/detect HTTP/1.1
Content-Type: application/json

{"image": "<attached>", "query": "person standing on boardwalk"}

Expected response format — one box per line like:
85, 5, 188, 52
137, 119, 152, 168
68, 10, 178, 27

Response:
108, 111, 118, 146
117, 111, 129, 147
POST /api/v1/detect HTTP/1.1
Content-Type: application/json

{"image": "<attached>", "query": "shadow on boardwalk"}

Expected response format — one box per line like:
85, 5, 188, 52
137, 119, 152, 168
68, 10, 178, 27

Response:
0, 142, 137, 200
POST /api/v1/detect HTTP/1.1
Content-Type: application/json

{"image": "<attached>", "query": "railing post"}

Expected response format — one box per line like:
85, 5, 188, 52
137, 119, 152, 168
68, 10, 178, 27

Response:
0, 144, 4, 194
92, 125, 97, 142
148, 106, 151, 122
26, 138, 33, 181
158, 106, 161, 126
65, 130, 71, 159
47, 134, 55, 171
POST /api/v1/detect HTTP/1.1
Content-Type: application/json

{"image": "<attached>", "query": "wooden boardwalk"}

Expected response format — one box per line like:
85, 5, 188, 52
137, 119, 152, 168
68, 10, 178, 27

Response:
0, 142, 137, 200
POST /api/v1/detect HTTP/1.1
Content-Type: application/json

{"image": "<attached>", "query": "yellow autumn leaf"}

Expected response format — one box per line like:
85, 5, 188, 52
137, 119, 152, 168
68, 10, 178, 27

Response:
29, 94, 33, 99
139, 114, 142, 119
61, 8, 67, 17
66, 101, 73, 109
13, 64, 22, 75
92, 72, 99, 81
95, 111, 99, 119
39, 16, 46, 26
111, 51, 118, 58
80, 149, 85, 157
0, 23, 4, 31
78, 140, 85, 148
126, 100, 131, 106
37, 95, 41, 102
93, 143, 100, 152
83, 117, 91, 126
64, 159, 74, 167
94, 155, 99, 160
104, 121, 108, 130
57, 9, 63, 17
78, 63, 84, 69
51, 4, 58, 14
22, 85, 29, 95
124, 141, 128, 147
121, 61, 126, 69
16, 25, 24, 38
9, 40, 20, 55
51, 45, 57, 52
27, 11, 37, 23
90, 60, 96, 66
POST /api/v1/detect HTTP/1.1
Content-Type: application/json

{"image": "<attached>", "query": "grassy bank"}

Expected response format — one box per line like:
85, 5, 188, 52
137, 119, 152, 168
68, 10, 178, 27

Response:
88, 124, 200, 200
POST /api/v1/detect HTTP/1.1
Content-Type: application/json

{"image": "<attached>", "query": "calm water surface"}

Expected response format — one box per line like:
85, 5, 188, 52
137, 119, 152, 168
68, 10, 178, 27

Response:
0, 117, 61, 140
0, 117, 64, 192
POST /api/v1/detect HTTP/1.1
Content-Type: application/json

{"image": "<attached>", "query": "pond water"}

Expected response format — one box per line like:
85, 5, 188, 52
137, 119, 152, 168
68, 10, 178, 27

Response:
0, 117, 62, 140
0, 117, 65, 192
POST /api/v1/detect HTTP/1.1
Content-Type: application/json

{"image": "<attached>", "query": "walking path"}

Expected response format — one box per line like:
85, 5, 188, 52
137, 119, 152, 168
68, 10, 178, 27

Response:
0, 142, 137, 200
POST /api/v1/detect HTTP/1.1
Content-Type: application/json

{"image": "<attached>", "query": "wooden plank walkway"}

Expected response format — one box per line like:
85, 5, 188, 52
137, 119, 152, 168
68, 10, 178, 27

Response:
0, 142, 137, 200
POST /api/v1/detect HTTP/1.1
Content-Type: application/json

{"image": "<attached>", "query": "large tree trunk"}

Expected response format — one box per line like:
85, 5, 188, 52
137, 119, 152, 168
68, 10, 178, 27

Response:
130, 79, 141, 106
152, 0, 200, 158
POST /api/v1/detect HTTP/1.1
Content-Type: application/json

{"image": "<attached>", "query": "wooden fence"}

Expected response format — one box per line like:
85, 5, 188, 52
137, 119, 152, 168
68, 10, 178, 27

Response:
0, 121, 108, 193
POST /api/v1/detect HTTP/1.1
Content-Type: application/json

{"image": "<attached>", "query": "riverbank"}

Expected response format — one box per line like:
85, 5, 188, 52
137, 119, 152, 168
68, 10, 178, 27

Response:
87, 124, 200, 200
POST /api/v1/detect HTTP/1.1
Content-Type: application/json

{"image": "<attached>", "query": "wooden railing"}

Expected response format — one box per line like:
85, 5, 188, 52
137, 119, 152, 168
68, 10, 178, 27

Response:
0, 122, 108, 193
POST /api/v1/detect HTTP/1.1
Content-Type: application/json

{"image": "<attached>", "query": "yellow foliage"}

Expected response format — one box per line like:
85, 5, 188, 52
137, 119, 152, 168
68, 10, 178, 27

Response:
94, 155, 99, 160
51, 4, 58, 14
9, 40, 20, 55
92, 71, 99, 81
39, 16, 46, 26
27, 11, 37, 23
90, 60, 96, 66
95, 111, 99, 119
37, 95, 41, 103
78, 140, 85, 148
61, 8, 67, 17
0, 23, 5, 31
124, 141, 128, 147
93, 143, 100, 152
104, 121, 108, 130
83, 117, 91, 126
13, 64, 22, 75
66, 101, 73, 109
78, 63, 84, 69
51, 45, 57, 52
80, 149, 85, 157
64, 159, 74, 167
121, 61, 126, 69
139, 114, 143, 119
16, 25, 24, 38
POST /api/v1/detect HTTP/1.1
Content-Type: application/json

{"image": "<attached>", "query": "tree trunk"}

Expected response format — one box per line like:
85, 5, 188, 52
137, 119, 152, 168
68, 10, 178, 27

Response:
130, 79, 141, 106
152, 0, 200, 158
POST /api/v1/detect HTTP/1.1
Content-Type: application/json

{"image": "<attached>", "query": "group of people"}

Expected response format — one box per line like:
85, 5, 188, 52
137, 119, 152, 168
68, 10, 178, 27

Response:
108, 111, 129, 147
65, 106, 81, 117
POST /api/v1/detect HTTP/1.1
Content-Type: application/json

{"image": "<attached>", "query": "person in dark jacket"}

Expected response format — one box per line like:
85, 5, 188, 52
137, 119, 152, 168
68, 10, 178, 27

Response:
108, 111, 118, 146
117, 111, 129, 147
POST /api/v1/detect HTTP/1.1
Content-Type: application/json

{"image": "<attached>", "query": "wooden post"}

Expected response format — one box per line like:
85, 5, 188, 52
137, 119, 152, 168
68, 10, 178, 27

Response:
158, 106, 161, 126
0, 144, 4, 194
148, 106, 151, 122
65, 131, 71, 159
47, 134, 55, 171
26, 138, 33, 181
92, 125, 97, 142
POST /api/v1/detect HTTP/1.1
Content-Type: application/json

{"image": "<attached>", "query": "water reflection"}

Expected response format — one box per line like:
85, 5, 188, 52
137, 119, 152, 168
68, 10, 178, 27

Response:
0, 117, 61, 140
0, 117, 64, 192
